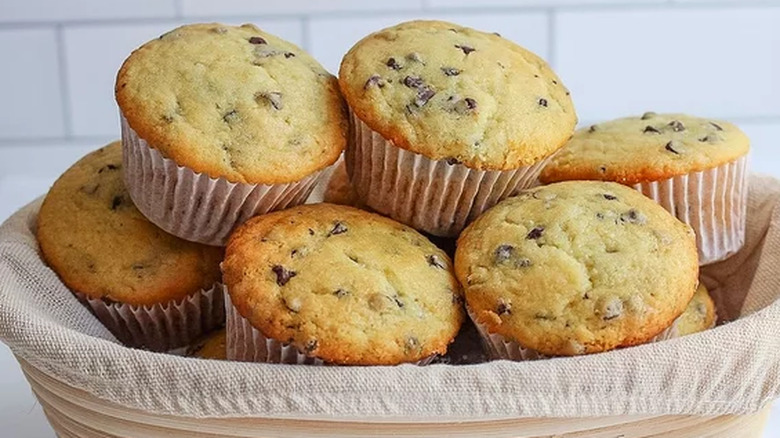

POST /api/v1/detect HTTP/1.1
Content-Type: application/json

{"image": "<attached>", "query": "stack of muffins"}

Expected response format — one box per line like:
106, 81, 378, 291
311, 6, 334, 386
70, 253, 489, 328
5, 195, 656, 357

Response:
37, 19, 746, 365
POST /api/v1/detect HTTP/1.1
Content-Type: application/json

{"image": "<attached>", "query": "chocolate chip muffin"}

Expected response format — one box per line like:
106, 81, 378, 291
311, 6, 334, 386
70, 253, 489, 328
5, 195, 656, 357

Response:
188, 328, 227, 360
223, 203, 464, 365
339, 20, 577, 237
37, 142, 225, 351
677, 283, 717, 337
116, 23, 348, 245
455, 181, 698, 359
541, 113, 749, 265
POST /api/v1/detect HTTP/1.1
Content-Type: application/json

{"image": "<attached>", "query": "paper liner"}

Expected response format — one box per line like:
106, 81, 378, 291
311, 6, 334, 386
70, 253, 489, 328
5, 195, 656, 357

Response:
225, 293, 436, 365
75, 283, 225, 352
468, 306, 681, 362
346, 111, 555, 237
631, 155, 748, 265
121, 114, 328, 246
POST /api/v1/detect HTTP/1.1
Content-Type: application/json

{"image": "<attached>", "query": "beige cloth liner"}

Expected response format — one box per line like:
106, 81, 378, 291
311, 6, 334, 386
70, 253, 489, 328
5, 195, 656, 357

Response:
75, 283, 225, 352
1, 175, 780, 426
347, 111, 553, 237
633, 155, 748, 265
225, 293, 436, 366
121, 114, 327, 246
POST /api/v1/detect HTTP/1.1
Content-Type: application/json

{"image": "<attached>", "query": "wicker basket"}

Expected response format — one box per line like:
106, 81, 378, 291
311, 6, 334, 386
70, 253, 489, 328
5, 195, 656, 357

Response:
2, 176, 780, 438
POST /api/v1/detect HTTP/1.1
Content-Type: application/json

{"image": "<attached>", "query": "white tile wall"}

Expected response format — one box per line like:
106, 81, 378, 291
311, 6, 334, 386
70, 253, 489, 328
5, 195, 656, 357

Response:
309, 12, 549, 74
0, 28, 64, 139
555, 7, 780, 122
0, 0, 176, 23
0, 2, 779, 436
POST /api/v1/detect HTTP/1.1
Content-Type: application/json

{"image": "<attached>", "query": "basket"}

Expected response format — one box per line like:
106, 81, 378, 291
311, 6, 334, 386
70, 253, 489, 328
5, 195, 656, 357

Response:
2, 175, 780, 437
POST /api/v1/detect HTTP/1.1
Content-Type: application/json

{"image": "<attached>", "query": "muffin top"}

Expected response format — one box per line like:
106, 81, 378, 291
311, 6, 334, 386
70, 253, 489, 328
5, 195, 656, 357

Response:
677, 283, 717, 337
189, 329, 227, 360
37, 142, 224, 306
455, 181, 698, 356
541, 113, 750, 185
322, 161, 360, 207
339, 20, 576, 170
223, 203, 464, 365
116, 23, 347, 185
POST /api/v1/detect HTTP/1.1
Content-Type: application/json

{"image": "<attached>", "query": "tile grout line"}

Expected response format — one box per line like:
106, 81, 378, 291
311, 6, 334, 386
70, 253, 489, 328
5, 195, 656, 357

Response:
301, 15, 311, 53
0, 1, 779, 28
546, 8, 556, 68
54, 24, 73, 139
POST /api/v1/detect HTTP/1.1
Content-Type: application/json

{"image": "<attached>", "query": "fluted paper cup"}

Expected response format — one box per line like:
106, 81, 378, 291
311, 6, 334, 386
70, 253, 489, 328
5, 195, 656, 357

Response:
346, 111, 555, 237
76, 283, 225, 352
632, 156, 748, 265
225, 293, 436, 365
121, 114, 328, 246
468, 306, 681, 362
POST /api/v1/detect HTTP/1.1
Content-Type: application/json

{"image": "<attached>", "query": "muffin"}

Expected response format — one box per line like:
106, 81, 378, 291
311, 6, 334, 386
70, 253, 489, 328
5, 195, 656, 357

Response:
677, 283, 717, 337
188, 329, 227, 360
455, 181, 698, 359
322, 160, 361, 207
37, 142, 225, 351
116, 23, 348, 246
339, 20, 577, 237
222, 203, 464, 365
541, 113, 749, 265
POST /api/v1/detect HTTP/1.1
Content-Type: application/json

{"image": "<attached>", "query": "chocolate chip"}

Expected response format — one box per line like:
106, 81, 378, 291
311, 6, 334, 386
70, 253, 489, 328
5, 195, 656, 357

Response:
496, 300, 512, 316
494, 244, 514, 264
405, 52, 424, 64
386, 57, 402, 70
710, 122, 724, 131
446, 157, 461, 165
448, 28, 459, 33
284, 52, 295, 58
455, 44, 475, 55
603, 194, 618, 201
393, 296, 405, 308
643, 125, 660, 134
552, 80, 558, 85
334, 289, 349, 298
526, 226, 544, 240
441, 66, 460, 76
641, 111, 656, 120
588, 125, 597, 133
427, 254, 446, 269
328, 222, 348, 236
464, 97, 477, 110
403, 76, 424, 89
249, 36, 267, 44
493, 32, 501, 37
257, 91, 283, 110
596, 212, 605, 220
364, 74, 386, 89
619, 209, 647, 225
110, 196, 123, 210
222, 110, 238, 123
304, 339, 318, 353
538, 98, 548, 107
272, 265, 296, 286
308, 228, 315, 236
415, 86, 436, 107
98, 164, 119, 174
699, 133, 723, 143
665, 141, 680, 154
668, 120, 685, 132
599, 165, 607, 173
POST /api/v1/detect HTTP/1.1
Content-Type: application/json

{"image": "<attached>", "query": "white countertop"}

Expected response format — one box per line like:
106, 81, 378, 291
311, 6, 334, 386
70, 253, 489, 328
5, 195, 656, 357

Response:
1, 176, 778, 438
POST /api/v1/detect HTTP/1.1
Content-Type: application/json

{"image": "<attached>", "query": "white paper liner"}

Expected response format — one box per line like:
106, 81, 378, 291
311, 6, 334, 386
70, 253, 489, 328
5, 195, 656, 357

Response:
631, 155, 748, 265
346, 111, 555, 237
75, 283, 225, 352
121, 114, 328, 246
225, 293, 436, 366
467, 306, 681, 362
